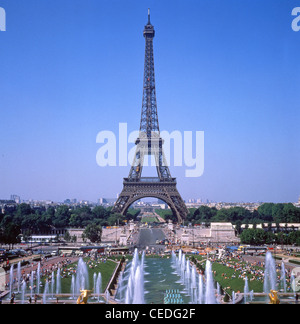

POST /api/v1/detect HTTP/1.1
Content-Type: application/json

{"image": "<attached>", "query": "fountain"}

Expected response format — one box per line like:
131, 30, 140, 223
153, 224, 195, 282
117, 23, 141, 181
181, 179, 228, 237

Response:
29, 271, 35, 298
37, 262, 41, 295
17, 262, 21, 293
280, 262, 287, 292
291, 272, 296, 296
93, 273, 97, 297
117, 270, 125, 301
198, 274, 205, 304
263, 252, 277, 293
244, 277, 249, 304
190, 266, 197, 303
171, 249, 218, 304
95, 273, 102, 301
122, 249, 145, 304
43, 280, 49, 304
185, 259, 191, 293
132, 265, 144, 304
75, 258, 89, 293
56, 268, 61, 295
21, 280, 26, 304
70, 274, 76, 299
205, 260, 217, 304
93, 272, 103, 301
9, 264, 14, 298
51, 271, 55, 298
232, 291, 236, 304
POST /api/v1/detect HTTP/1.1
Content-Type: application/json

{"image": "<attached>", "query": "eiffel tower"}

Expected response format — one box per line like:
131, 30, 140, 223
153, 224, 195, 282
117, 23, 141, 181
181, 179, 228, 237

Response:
112, 10, 188, 223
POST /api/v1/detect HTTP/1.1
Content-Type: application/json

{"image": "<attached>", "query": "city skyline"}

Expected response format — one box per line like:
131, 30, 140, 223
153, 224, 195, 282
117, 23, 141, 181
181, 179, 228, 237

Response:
0, 1, 299, 204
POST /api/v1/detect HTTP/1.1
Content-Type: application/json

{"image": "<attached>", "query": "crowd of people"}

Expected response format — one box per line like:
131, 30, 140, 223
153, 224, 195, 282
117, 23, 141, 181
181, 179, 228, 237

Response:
211, 252, 295, 293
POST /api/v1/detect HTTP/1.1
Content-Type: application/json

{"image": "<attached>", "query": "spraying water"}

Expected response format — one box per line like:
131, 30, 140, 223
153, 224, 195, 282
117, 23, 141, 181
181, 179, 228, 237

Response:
21, 281, 26, 304
198, 274, 205, 304
9, 264, 14, 298
70, 275, 76, 299
96, 273, 102, 301
17, 262, 21, 293
51, 271, 55, 298
75, 258, 89, 293
205, 260, 216, 304
56, 268, 61, 295
263, 252, 277, 293
172, 249, 217, 304
123, 249, 145, 304
43, 280, 49, 304
281, 262, 287, 292
37, 263, 41, 295
244, 277, 249, 304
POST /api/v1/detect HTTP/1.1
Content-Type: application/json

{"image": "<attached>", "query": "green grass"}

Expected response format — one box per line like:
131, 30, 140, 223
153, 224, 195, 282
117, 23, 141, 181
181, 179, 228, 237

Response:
141, 216, 158, 223
189, 255, 264, 295
211, 262, 264, 295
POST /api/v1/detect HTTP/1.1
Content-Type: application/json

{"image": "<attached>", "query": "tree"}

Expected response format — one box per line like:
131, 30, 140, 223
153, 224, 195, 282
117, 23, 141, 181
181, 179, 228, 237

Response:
240, 228, 266, 245
240, 229, 253, 245
288, 231, 300, 246
193, 206, 217, 224
106, 213, 124, 226
64, 231, 71, 243
16, 203, 33, 217
257, 203, 274, 222
1, 222, 21, 248
83, 224, 102, 243
92, 206, 108, 219
53, 205, 71, 228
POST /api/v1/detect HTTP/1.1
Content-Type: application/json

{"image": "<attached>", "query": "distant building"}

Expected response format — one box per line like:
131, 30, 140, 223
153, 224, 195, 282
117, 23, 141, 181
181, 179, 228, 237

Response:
240, 223, 300, 233
11, 194, 21, 204
98, 198, 116, 206
179, 222, 239, 245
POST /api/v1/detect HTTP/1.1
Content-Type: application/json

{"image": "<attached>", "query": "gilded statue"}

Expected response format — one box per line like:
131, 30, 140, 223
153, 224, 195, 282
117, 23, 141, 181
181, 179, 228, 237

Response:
269, 290, 280, 304
77, 290, 92, 304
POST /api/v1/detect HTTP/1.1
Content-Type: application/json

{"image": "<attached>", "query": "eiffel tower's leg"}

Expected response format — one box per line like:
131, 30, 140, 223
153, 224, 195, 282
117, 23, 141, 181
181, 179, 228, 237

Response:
128, 146, 143, 180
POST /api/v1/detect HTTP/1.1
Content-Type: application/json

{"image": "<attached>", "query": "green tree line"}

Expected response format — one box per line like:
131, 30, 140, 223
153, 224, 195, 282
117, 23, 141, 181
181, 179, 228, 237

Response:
239, 228, 300, 246
189, 203, 300, 226
0, 203, 140, 246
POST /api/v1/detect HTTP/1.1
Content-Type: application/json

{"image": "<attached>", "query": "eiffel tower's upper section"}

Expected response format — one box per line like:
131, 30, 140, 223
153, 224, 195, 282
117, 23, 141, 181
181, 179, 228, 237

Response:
139, 8, 159, 138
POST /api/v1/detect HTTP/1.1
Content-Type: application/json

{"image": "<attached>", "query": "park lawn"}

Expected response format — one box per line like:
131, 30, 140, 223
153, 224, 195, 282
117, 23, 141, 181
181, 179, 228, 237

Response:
188, 255, 264, 295
141, 216, 159, 223
60, 258, 118, 294
211, 262, 263, 295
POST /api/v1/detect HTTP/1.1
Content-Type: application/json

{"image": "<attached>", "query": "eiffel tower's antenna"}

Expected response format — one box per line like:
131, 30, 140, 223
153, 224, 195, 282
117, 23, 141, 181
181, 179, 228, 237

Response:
148, 8, 151, 24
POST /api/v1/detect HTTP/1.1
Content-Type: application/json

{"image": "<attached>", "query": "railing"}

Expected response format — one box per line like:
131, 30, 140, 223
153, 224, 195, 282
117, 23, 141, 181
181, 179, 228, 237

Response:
124, 177, 176, 183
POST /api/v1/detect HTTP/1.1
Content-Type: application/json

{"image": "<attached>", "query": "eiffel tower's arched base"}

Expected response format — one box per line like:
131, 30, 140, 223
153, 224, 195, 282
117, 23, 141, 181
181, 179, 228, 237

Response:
112, 178, 188, 224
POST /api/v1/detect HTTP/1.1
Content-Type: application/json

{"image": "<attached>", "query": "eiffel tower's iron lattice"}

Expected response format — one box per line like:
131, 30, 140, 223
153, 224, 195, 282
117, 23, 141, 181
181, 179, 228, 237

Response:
112, 10, 188, 223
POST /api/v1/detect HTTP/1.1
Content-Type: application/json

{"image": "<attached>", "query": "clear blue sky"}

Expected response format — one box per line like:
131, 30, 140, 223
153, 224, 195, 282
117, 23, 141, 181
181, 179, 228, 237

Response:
0, 0, 299, 203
